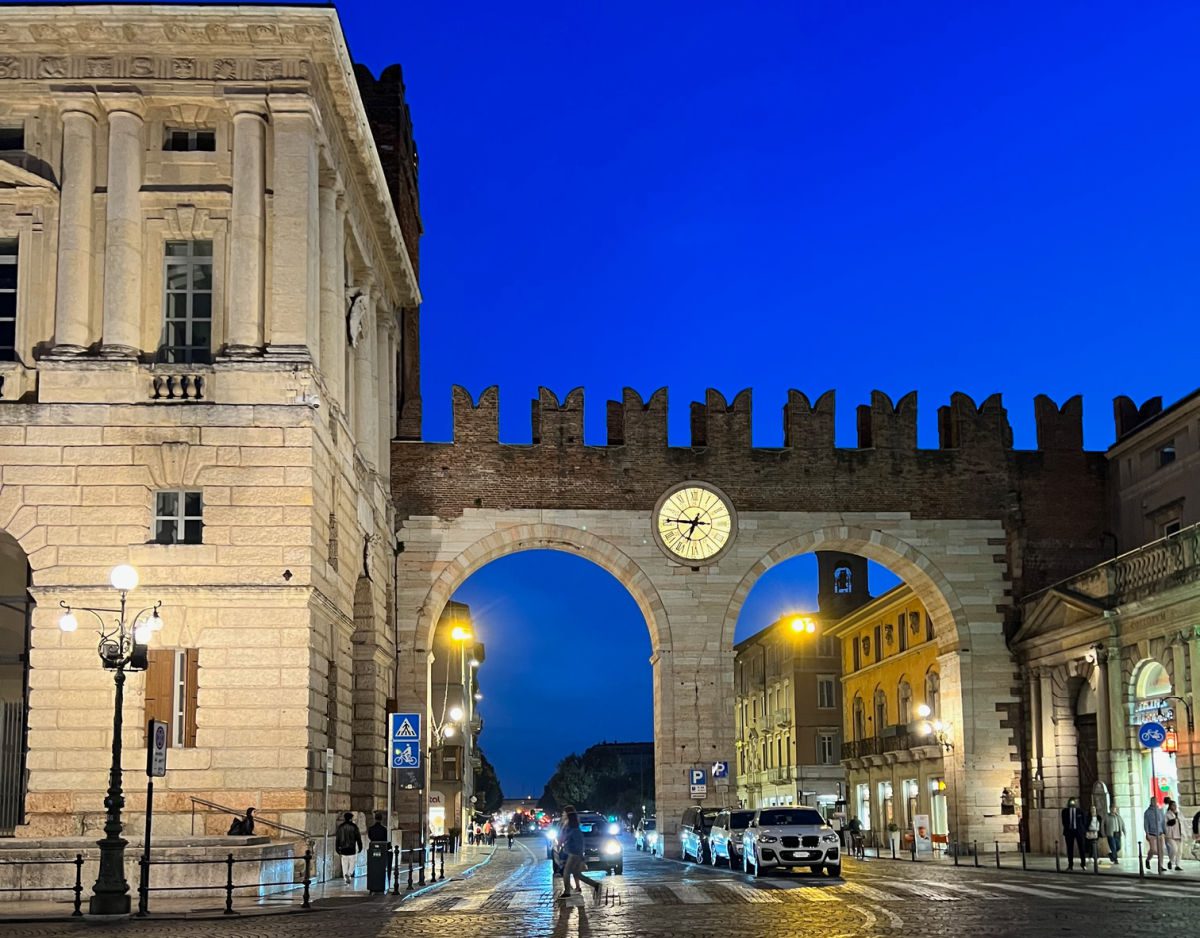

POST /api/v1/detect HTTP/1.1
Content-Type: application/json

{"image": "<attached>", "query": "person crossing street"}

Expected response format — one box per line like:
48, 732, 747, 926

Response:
336, 812, 364, 886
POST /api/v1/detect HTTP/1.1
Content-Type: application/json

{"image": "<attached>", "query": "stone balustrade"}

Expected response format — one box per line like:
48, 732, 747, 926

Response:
151, 371, 206, 401
1044, 523, 1200, 606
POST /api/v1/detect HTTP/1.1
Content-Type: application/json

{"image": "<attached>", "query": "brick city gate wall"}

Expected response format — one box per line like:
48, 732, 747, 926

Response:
390, 387, 1110, 848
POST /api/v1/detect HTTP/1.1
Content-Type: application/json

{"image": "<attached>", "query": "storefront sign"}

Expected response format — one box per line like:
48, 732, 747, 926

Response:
912, 814, 933, 855
1134, 698, 1174, 725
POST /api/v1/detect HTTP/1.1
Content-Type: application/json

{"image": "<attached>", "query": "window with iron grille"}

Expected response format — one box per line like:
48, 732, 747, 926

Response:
0, 239, 16, 361
160, 241, 213, 364
154, 490, 204, 544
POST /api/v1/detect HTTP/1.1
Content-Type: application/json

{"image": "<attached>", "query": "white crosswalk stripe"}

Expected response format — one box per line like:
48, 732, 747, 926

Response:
395, 874, 1200, 913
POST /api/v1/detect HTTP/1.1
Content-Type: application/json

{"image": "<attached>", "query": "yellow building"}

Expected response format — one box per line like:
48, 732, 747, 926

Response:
828, 584, 948, 850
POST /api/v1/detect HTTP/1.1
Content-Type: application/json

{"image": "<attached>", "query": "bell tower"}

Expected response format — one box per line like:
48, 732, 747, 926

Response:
816, 551, 871, 620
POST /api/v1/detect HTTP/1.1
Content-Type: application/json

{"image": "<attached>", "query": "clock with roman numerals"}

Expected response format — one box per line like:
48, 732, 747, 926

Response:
652, 481, 737, 565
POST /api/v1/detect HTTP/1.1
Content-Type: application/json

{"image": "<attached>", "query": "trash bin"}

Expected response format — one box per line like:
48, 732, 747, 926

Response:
367, 841, 389, 894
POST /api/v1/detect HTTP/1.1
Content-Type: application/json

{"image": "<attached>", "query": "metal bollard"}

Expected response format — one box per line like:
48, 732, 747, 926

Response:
911, 839, 916, 862
439, 846, 445, 881
891, 838, 896, 860
1138, 840, 1144, 879
1021, 841, 1027, 870
303, 850, 312, 909
224, 853, 235, 915
973, 841, 979, 867
418, 843, 426, 886
1094, 839, 1100, 874
1055, 839, 1061, 873
72, 854, 84, 917
137, 855, 150, 917
995, 841, 1000, 868
392, 845, 401, 896
954, 840, 959, 866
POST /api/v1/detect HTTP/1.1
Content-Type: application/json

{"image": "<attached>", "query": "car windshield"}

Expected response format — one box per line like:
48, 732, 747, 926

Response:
728, 811, 754, 829
759, 809, 824, 827
576, 815, 608, 834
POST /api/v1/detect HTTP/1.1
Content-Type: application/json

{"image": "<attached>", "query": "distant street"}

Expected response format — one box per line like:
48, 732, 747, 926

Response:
5, 835, 1199, 937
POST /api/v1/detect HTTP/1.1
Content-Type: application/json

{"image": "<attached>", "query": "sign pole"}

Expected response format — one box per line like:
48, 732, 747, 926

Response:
322, 747, 333, 897
140, 720, 168, 917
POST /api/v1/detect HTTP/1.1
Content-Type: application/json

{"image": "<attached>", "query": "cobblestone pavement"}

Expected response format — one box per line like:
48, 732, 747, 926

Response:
2, 836, 1197, 937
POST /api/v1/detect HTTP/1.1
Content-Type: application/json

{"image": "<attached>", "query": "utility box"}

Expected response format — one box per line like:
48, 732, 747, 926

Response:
367, 841, 389, 894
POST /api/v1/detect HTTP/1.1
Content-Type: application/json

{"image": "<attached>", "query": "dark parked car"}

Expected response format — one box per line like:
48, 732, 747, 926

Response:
680, 805, 721, 864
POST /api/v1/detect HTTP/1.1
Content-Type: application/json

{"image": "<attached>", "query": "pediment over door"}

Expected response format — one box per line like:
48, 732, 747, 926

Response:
1012, 588, 1108, 647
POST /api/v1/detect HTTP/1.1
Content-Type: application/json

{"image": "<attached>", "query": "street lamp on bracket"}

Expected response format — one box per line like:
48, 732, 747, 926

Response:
58, 564, 164, 917
918, 704, 960, 857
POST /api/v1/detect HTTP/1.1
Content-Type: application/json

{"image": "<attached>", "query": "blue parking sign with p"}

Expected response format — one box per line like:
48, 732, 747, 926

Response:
390, 713, 421, 770
690, 768, 707, 786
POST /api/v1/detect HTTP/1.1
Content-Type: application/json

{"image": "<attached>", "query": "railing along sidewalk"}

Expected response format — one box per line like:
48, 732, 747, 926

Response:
136, 849, 312, 917
0, 854, 87, 916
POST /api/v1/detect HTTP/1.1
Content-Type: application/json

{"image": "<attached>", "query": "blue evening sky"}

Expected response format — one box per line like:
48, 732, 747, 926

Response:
339, 1, 1199, 796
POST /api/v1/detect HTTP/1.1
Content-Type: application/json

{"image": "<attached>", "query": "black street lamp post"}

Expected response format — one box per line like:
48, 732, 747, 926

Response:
58, 564, 162, 917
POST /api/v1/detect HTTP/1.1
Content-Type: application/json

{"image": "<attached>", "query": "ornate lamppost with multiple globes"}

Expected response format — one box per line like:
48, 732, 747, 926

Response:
58, 564, 163, 917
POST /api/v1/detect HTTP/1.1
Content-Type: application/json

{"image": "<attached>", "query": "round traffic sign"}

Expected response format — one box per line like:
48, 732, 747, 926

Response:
1139, 721, 1167, 749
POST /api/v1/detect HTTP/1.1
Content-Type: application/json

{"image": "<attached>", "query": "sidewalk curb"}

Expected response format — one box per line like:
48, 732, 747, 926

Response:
398, 847, 497, 903
847, 852, 1196, 883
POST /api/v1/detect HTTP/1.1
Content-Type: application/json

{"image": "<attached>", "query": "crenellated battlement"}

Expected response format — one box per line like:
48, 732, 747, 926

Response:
444, 384, 1093, 454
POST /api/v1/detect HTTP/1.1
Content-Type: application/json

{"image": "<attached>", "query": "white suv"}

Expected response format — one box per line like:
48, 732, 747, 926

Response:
708, 809, 754, 867
741, 807, 841, 877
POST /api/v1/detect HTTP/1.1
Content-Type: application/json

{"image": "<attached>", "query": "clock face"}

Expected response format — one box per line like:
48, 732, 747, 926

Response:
653, 483, 736, 564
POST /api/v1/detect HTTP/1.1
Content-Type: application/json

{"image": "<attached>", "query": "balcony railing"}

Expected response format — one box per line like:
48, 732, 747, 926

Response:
840, 728, 922, 761
767, 766, 793, 785
772, 708, 792, 727
1033, 522, 1200, 607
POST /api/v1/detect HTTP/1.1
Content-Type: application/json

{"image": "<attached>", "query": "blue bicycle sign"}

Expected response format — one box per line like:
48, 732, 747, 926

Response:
1139, 721, 1166, 749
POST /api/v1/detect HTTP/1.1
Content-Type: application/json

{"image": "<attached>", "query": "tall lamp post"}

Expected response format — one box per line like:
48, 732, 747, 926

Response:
58, 564, 163, 917
918, 706, 957, 854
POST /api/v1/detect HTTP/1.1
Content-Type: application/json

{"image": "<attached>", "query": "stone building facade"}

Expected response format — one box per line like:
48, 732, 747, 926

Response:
733, 553, 870, 814
1014, 388, 1200, 853
830, 585, 955, 849
392, 386, 1113, 851
0, 5, 419, 843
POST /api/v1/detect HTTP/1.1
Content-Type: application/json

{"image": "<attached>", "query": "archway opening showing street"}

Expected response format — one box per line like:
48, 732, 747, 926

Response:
427, 549, 654, 840
730, 544, 978, 858
0, 528, 32, 837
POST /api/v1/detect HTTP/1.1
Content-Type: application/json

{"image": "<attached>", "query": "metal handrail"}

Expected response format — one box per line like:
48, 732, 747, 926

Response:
189, 797, 313, 844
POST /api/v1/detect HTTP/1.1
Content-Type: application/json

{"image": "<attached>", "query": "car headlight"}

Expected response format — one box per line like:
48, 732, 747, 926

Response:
757, 835, 778, 844
603, 840, 621, 855
546, 827, 558, 841
647, 832, 658, 844
821, 833, 840, 845
608, 823, 620, 835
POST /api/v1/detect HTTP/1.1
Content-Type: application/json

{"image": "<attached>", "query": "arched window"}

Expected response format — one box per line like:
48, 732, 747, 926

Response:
834, 566, 852, 594
1137, 661, 1172, 700
874, 686, 888, 732
853, 695, 865, 740
925, 670, 940, 719
898, 679, 912, 724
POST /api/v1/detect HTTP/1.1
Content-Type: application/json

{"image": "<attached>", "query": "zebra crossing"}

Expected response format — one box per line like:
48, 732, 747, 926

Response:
395, 872, 1200, 914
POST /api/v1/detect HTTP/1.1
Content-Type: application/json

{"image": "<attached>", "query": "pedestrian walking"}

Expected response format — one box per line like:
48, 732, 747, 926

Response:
1060, 797, 1087, 871
484, 820, 494, 846
847, 816, 865, 859
1084, 807, 1102, 869
1144, 798, 1166, 874
1103, 802, 1125, 863
558, 810, 601, 903
1164, 798, 1184, 870
507, 827, 515, 849
335, 811, 363, 885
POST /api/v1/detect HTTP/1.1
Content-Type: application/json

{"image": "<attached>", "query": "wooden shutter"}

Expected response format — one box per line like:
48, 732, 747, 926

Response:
184, 648, 199, 748
144, 650, 175, 744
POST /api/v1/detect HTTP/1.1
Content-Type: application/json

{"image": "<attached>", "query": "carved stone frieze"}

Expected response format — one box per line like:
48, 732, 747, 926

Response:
0, 54, 314, 83
3, 17, 334, 49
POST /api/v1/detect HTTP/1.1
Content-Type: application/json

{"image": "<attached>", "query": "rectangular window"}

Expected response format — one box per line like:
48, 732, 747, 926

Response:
145, 648, 198, 748
1158, 441, 1176, 468
1163, 519, 1182, 537
164, 129, 216, 152
852, 638, 861, 671
818, 733, 835, 765
0, 127, 24, 150
154, 490, 204, 544
873, 625, 882, 661
817, 676, 836, 709
160, 240, 213, 364
0, 238, 15, 362
818, 635, 836, 657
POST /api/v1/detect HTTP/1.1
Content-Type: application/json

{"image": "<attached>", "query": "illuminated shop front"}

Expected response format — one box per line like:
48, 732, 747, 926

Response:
1134, 662, 1180, 806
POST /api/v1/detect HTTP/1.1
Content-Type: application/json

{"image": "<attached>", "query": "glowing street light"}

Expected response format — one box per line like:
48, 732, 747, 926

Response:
450, 625, 473, 642
789, 616, 817, 634
58, 565, 163, 917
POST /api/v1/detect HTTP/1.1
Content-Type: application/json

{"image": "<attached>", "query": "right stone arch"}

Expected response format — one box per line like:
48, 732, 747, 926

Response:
722, 522, 1019, 846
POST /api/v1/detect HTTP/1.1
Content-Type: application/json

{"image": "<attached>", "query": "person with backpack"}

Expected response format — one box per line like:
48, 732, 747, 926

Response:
335, 812, 363, 885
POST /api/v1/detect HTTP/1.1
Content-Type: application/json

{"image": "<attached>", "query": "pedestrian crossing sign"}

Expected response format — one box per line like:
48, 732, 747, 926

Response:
390, 712, 421, 770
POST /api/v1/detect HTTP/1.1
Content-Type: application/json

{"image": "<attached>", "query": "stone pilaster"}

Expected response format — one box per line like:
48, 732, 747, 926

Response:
51, 104, 97, 356
375, 314, 393, 478
99, 102, 144, 358
266, 96, 318, 361
352, 288, 378, 470
317, 178, 345, 403
224, 102, 267, 356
